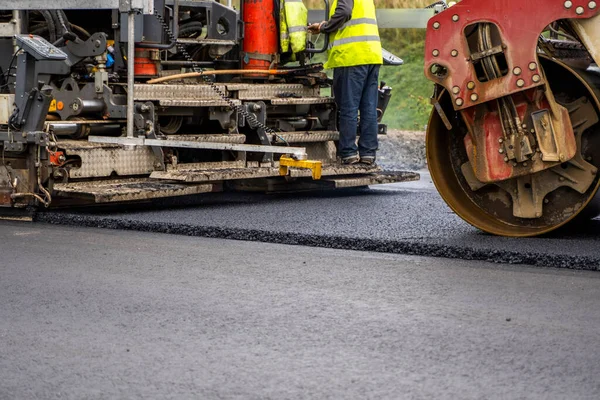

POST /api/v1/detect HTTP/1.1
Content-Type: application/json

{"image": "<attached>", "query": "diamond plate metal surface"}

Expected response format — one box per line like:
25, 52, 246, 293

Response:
273, 131, 339, 143
59, 140, 156, 178
53, 178, 217, 203
270, 97, 334, 105
227, 84, 319, 100
159, 99, 241, 107
303, 142, 337, 163
166, 134, 246, 144
324, 172, 420, 188
134, 84, 227, 100
289, 163, 381, 178
167, 160, 246, 171
150, 167, 280, 183
176, 38, 237, 45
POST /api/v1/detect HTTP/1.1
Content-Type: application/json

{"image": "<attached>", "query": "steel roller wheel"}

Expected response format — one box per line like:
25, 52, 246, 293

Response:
427, 57, 600, 237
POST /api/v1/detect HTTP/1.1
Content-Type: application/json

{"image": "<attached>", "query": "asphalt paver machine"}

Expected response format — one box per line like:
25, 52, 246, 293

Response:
0, 0, 414, 209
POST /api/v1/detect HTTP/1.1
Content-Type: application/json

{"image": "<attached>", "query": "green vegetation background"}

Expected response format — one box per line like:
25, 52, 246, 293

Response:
307, 0, 434, 130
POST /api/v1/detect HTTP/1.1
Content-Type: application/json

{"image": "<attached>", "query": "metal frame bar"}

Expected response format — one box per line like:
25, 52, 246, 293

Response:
127, 11, 135, 139
0, 4, 431, 28
88, 136, 308, 157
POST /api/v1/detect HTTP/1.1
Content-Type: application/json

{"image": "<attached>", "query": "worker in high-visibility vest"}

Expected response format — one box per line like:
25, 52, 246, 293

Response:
280, 0, 308, 55
308, 0, 382, 165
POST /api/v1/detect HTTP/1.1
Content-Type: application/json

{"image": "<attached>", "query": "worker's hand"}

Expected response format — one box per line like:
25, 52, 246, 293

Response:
308, 21, 325, 34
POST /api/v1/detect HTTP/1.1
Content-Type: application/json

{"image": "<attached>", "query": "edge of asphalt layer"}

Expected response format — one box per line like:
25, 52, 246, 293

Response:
33, 212, 600, 271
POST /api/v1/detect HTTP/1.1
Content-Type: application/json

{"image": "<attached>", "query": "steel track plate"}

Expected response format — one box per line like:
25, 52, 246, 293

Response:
53, 178, 218, 203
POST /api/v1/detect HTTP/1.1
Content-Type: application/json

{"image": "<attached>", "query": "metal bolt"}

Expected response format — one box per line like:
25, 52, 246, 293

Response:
504, 156, 509, 162
535, 212, 542, 218
532, 74, 541, 83
560, 153, 566, 161
451, 49, 459, 57
452, 86, 460, 94
471, 93, 479, 102
531, 128, 536, 134
529, 62, 537, 70
522, 124, 527, 129
559, 176, 565, 181
544, 199, 549, 204
499, 148, 505, 154
576, 6, 585, 14
452, 14, 459, 22
512, 162, 518, 167
523, 162, 528, 167
513, 67, 522, 76
467, 81, 476, 90
564, 0, 573, 8
499, 138, 504, 143
432, 49, 440, 57
590, 1, 597, 9
455, 98, 464, 106
433, 21, 440, 29
517, 79, 525, 88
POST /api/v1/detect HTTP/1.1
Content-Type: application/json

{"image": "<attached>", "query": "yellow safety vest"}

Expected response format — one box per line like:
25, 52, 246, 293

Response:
280, 0, 308, 54
280, 1, 290, 53
324, 0, 382, 69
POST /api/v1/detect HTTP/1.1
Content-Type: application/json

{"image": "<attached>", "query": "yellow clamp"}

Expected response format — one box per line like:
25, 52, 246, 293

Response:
279, 156, 322, 180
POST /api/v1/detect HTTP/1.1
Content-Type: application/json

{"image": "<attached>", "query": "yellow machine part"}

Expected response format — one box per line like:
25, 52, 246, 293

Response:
279, 156, 322, 180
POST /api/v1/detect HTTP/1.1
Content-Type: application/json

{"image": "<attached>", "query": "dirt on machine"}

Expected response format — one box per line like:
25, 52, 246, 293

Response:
425, 0, 600, 237
0, 1, 416, 212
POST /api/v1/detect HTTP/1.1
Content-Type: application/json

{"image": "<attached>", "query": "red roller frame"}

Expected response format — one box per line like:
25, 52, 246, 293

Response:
424, 0, 600, 111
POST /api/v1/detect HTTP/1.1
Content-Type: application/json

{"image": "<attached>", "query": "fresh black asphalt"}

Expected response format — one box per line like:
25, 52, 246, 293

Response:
34, 172, 600, 270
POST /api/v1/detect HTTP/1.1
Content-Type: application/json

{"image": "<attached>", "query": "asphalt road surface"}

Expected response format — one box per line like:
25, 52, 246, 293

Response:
37, 171, 600, 270
1, 222, 599, 399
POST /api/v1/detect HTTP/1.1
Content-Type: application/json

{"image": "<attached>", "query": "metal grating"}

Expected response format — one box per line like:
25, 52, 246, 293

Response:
134, 84, 227, 100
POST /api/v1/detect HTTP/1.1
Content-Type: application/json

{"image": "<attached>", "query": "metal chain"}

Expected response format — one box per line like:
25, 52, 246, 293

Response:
153, 13, 288, 144
425, 1, 448, 9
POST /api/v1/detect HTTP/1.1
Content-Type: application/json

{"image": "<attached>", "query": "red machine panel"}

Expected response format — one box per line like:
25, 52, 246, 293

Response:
424, 0, 600, 110
242, 0, 278, 70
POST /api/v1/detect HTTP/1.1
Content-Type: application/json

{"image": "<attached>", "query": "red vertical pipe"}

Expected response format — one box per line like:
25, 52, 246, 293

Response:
242, 0, 278, 70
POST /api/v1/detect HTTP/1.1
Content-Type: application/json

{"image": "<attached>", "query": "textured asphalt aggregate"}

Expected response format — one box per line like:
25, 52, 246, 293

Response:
2, 223, 600, 399
35, 171, 600, 270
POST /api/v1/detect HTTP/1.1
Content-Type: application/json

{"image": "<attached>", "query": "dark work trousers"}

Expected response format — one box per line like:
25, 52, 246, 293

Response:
332, 64, 380, 159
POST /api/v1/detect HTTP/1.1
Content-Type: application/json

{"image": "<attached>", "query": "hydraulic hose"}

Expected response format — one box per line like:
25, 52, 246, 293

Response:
39, 10, 57, 43
146, 69, 292, 84
177, 22, 203, 37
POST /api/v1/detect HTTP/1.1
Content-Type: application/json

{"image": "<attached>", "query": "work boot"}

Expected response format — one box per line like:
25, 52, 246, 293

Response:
360, 155, 376, 165
341, 154, 360, 165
